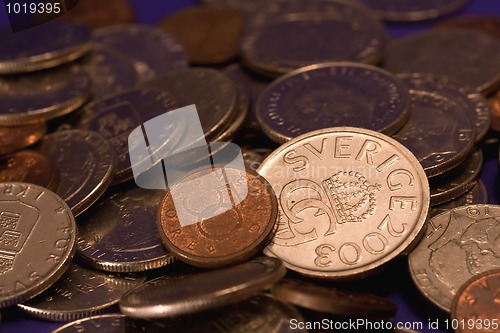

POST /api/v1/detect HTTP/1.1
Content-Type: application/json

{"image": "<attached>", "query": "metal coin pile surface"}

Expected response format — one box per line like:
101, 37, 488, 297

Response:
0, 1, 500, 333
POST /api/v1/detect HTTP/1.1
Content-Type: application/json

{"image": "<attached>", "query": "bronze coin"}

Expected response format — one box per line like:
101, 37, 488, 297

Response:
0, 122, 46, 156
61, 0, 136, 29
436, 16, 500, 40
157, 167, 278, 268
158, 6, 244, 65
489, 90, 500, 132
451, 269, 500, 333
0, 151, 58, 191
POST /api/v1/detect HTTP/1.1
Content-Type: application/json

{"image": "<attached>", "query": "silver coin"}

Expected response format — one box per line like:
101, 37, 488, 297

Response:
256, 63, 410, 143
119, 257, 286, 318
430, 180, 488, 218
0, 21, 92, 74
258, 127, 429, 279
77, 186, 174, 272
408, 204, 500, 312
51, 314, 125, 333
0, 182, 76, 308
0, 65, 91, 126
94, 24, 188, 82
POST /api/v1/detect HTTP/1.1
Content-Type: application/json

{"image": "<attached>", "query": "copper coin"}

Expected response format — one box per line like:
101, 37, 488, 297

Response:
451, 269, 500, 333
158, 6, 244, 65
157, 167, 278, 268
0, 151, 58, 191
0, 122, 46, 156
436, 16, 500, 40
489, 90, 500, 132
61, 0, 136, 29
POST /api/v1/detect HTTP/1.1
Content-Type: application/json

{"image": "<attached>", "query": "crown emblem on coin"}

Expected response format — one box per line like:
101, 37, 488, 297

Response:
322, 171, 381, 224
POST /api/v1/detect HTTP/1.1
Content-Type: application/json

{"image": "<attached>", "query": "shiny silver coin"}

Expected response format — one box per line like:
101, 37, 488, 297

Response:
38, 130, 116, 217
18, 262, 145, 321
51, 314, 125, 333
256, 63, 410, 143
77, 186, 174, 272
94, 24, 188, 82
0, 65, 91, 126
392, 91, 475, 177
258, 127, 429, 279
0, 21, 92, 74
430, 180, 488, 218
409, 205, 500, 312
0, 182, 76, 308
119, 257, 286, 318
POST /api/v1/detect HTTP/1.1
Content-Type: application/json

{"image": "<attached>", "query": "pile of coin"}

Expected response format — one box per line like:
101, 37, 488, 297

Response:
0, 0, 499, 332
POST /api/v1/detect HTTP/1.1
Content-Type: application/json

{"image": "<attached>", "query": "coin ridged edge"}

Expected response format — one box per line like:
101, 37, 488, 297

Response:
76, 251, 176, 273
18, 300, 114, 322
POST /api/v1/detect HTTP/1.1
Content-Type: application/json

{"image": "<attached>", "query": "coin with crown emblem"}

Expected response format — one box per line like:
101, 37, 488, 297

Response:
258, 127, 429, 279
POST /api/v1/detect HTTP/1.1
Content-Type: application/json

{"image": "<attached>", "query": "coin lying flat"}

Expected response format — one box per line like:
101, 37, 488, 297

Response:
383, 29, 500, 95
256, 63, 410, 143
451, 269, 500, 333
119, 257, 286, 318
38, 130, 117, 217
430, 180, 488, 218
77, 186, 174, 272
62, 0, 136, 29
392, 91, 475, 177
0, 182, 76, 308
52, 314, 125, 333
0, 21, 92, 74
157, 167, 277, 268
0, 122, 46, 155
258, 127, 429, 279
409, 205, 500, 312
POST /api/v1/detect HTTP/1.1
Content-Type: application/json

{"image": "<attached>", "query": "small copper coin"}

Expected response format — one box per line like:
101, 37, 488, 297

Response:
436, 16, 500, 40
157, 167, 277, 268
489, 91, 500, 132
158, 6, 244, 65
61, 0, 136, 29
0, 122, 46, 156
451, 269, 500, 333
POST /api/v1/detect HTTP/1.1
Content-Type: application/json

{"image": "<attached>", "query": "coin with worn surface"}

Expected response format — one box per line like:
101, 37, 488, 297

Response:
397, 73, 491, 143
272, 279, 397, 319
258, 127, 429, 279
61, 0, 136, 29
430, 180, 488, 218
489, 91, 500, 132
159, 6, 243, 65
451, 269, 500, 333
74, 87, 178, 184
436, 16, 500, 39
77, 186, 174, 272
0, 21, 92, 74
0, 65, 91, 126
357, 0, 469, 21
392, 91, 475, 177
241, 2, 388, 77
18, 262, 145, 321
52, 314, 125, 333
429, 150, 483, 206
409, 205, 500, 312
38, 130, 116, 217
0, 151, 58, 191
256, 63, 410, 143
94, 25, 188, 82
157, 167, 277, 268
383, 29, 500, 95
120, 257, 285, 318
242, 147, 274, 171
0, 122, 46, 155
0, 182, 76, 308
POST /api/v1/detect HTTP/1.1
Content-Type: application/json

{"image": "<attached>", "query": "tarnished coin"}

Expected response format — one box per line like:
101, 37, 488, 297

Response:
158, 6, 243, 65
241, 2, 388, 77
0, 21, 92, 74
52, 314, 125, 333
61, 0, 136, 29
430, 180, 488, 218
119, 257, 286, 318
18, 262, 145, 321
94, 25, 188, 82
0, 151, 58, 191
357, 0, 469, 21
77, 186, 174, 272
0, 122, 46, 155
242, 147, 274, 171
451, 269, 500, 333
258, 127, 430, 279
0, 65, 91, 126
74, 87, 178, 184
429, 150, 483, 206
409, 205, 500, 312
271, 279, 397, 319
489, 90, 500, 132
392, 91, 475, 177
0, 182, 76, 308
383, 29, 500, 95
397, 73, 491, 143
157, 167, 277, 268
38, 130, 116, 217
256, 63, 410, 143
436, 16, 500, 39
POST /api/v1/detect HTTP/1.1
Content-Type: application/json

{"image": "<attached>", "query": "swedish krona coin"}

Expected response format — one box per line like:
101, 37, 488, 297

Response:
258, 127, 430, 279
